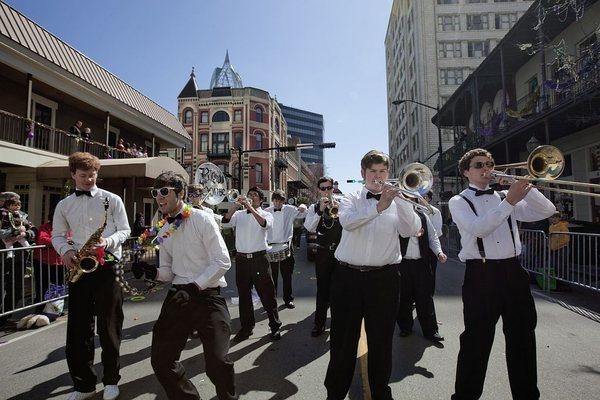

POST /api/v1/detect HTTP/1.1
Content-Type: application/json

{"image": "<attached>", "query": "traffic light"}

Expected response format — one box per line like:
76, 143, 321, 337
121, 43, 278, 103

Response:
318, 142, 336, 149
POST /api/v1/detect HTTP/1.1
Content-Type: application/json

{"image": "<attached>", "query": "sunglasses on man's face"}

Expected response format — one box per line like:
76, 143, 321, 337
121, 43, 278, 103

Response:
188, 192, 202, 198
319, 186, 333, 191
469, 161, 495, 170
151, 187, 176, 198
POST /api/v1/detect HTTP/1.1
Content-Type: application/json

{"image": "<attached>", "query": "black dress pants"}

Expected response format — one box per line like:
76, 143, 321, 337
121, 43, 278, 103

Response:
314, 248, 337, 328
452, 258, 539, 400
270, 254, 295, 304
325, 264, 400, 400
66, 264, 124, 393
151, 286, 237, 400
235, 254, 281, 332
396, 258, 438, 337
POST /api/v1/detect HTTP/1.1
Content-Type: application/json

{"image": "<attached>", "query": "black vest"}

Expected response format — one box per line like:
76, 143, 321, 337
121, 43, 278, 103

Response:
315, 203, 343, 247
399, 211, 434, 263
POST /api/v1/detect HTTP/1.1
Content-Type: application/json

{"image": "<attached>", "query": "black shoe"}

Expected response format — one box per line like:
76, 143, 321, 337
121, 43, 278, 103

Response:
285, 302, 295, 309
190, 329, 201, 339
425, 332, 444, 342
233, 329, 253, 342
399, 330, 411, 337
311, 324, 325, 337
270, 329, 281, 340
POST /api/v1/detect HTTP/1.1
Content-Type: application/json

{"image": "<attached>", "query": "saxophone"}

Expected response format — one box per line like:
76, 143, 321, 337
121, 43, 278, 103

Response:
67, 198, 110, 283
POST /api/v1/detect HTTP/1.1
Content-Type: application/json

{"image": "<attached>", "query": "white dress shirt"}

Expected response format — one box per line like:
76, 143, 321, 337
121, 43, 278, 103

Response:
52, 186, 130, 259
404, 212, 443, 260
266, 204, 305, 243
429, 205, 443, 237
334, 187, 422, 266
448, 185, 555, 262
156, 207, 231, 289
221, 207, 273, 253
303, 203, 321, 233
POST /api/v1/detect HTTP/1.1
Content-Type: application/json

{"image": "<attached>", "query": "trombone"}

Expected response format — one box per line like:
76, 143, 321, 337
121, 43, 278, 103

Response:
491, 145, 600, 198
347, 162, 435, 214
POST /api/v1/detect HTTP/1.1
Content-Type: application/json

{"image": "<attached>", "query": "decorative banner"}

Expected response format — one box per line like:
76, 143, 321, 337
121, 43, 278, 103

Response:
506, 87, 540, 118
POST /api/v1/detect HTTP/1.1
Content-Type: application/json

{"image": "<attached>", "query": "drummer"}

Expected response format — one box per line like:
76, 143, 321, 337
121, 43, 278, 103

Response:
265, 190, 307, 309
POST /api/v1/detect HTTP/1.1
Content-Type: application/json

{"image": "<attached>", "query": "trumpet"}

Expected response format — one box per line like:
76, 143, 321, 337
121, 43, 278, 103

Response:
491, 145, 600, 198
326, 194, 344, 218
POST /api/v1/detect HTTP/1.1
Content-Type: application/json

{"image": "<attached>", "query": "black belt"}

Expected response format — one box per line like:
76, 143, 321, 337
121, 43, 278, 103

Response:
466, 256, 518, 265
236, 250, 267, 259
171, 284, 220, 295
338, 261, 383, 272
317, 243, 338, 251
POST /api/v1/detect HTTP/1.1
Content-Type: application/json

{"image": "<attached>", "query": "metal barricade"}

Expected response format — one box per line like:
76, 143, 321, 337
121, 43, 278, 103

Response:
549, 231, 599, 292
1, 245, 67, 318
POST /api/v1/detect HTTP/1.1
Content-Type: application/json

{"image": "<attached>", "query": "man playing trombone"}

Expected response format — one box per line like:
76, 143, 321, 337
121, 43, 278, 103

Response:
324, 150, 422, 400
448, 148, 555, 400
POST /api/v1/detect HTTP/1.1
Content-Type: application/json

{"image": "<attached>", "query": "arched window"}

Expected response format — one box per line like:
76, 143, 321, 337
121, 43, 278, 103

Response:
234, 132, 243, 149
255, 106, 263, 123
255, 163, 263, 184
183, 109, 193, 125
255, 132, 263, 149
274, 117, 280, 134
232, 162, 239, 179
212, 110, 230, 122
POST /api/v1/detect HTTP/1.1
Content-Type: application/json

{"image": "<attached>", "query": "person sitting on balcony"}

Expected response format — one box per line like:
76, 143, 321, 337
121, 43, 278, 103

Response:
69, 120, 83, 137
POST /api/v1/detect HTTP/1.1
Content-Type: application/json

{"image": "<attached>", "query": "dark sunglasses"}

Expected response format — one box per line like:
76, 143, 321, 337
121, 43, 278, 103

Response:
319, 186, 333, 191
188, 192, 203, 198
151, 187, 176, 198
469, 161, 495, 169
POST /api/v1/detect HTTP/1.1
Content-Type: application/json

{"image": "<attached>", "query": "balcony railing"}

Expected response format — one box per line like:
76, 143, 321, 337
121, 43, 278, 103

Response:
0, 109, 136, 159
207, 147, 232, 159
438, 46, 600, 171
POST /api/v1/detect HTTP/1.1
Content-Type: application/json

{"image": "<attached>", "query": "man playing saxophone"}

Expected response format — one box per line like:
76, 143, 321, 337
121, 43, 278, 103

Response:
52, 152, 130, 400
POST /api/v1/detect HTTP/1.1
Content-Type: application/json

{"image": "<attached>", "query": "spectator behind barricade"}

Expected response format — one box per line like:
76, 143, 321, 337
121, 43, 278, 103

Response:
116, 138, 125, 151
549, 212, 569, 251
1, 198, 32, 258
132, 212, 145, 237
32, 214, 65, 316
81, 127, 91, 152
69, 120, 83, 137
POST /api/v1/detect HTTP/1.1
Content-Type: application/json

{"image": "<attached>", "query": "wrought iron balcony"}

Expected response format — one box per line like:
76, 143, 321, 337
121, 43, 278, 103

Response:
207, 147, 232, 159
0, 109, 136, 159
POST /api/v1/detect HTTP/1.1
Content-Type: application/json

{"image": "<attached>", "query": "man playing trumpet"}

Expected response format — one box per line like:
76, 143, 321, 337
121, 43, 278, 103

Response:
448, 148, 555, 400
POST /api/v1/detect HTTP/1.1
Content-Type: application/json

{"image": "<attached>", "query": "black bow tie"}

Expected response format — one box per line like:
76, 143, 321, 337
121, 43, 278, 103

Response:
366, 192, 381, 201
166, 213, 183, 224
75, 190, 92, 197
246, 210, 252, 214
470, 187, 495, 197
274, 209, 282, 212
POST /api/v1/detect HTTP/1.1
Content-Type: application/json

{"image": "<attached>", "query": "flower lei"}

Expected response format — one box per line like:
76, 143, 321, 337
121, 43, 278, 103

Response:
136, 203, 193, 249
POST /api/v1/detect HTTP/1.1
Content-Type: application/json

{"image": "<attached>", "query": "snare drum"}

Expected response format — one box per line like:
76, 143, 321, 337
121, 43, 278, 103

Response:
266, 243, 291, 262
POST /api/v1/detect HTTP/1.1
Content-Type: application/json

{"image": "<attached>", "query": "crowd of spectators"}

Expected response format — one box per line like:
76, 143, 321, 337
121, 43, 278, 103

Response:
69, 120, 148, 159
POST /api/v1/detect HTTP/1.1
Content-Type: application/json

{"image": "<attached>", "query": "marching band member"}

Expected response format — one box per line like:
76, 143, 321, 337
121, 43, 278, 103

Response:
52, 152, 130, 400
325, 150, 421, 400
425, 191, 444, 293
449, 148, 555, 400
133, 172, 237, 400
221, 187, 282, 341
304, 176, 343, 337
188, 183, 223, 225
265, 189, 306, 309
397, 201, 447, 342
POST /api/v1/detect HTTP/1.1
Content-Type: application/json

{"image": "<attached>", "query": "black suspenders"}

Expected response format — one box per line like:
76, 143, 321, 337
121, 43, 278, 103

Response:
458, 192, 516, 263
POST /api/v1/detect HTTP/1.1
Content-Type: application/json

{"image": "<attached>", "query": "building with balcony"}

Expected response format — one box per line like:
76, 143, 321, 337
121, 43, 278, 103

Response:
279, 104, 325, 165
0, 2, 190, 226
385, 0, 533, 181
177, 53, 316, 202
433, 0, 600, 223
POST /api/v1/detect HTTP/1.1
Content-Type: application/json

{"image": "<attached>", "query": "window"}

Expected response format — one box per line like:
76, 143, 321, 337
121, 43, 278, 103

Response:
439, 68, 464, 85
468, 41, 490, 57
467, 14, 489, 30
212, 132, 229, 154
234, 109, 242, 122
217, 163, 229, 175
274, 118, 280, 134
200, 111, 209, 123
467, 0, 487, 2
578, 33, 598, 56
527, 75, 538, 94
232, 162, 239, 179
255, 163, 263, 184
437, 0, 458, 3
212, 111, 230, 122
495, 13, 517, 29
255, 132, 263, 149
183, 109, 193, 124
437, 15, 460, 31
234, 132, 243, 149
255, 106, 264, 123
438, 42, 462, 58
199, 134, 208, 152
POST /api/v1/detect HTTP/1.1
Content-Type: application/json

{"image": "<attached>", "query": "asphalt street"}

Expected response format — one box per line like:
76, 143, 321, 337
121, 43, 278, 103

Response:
1, 239, 599, 399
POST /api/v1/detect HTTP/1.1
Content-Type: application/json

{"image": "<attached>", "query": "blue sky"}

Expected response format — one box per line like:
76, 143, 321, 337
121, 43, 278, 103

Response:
7, 0, 393, 193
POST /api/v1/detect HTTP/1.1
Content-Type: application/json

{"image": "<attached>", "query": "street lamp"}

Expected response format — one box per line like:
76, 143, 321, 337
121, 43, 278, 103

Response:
392, 98, 444, 193
234, 142, 336, 193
